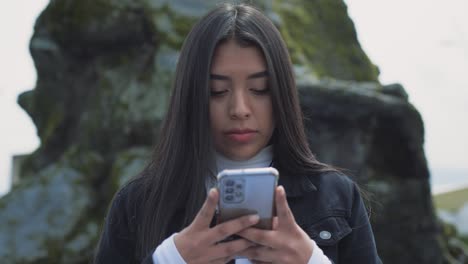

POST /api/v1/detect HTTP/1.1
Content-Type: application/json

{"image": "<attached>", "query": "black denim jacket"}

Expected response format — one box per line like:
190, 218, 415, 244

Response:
95, 171, 382, 264
279, 171, 382, 263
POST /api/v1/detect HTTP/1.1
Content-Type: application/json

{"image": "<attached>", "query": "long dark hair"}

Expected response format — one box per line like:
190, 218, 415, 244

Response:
135, 3, 333, 258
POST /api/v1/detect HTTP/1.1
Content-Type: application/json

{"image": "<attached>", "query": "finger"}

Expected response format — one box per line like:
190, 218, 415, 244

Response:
272, 217, 279, 230
237, 245, 275, 262
209, 238, 256, 260
236, 228, 278, 248
192, 188, 219, 229
275, 186, 296, 228
209, 214, 260, 242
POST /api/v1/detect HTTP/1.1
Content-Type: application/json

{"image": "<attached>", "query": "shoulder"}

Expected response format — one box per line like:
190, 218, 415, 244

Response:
106, 177, 146, 229
114, 177, 146, 205
306, 171, 360, 216
95, 177, 148, 263
310, 171, 356, 196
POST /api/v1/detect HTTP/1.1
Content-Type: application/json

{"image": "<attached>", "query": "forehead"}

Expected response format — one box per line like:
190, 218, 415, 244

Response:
210, 39, 266, 73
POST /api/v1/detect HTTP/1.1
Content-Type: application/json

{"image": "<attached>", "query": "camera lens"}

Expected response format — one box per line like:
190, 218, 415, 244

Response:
226, 187, 234, 193
225, 179, 235, 186
225, 195, 234, 201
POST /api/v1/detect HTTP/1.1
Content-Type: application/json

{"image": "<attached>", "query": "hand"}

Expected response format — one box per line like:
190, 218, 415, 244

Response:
236, 186, 314, 264
174, 188, 260, 264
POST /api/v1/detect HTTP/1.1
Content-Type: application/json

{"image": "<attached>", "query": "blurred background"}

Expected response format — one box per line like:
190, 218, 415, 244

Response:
3, 1, 468, 194
0, 0, 467, 263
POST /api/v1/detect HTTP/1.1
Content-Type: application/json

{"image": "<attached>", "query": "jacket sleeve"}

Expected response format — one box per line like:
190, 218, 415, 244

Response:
338, 183, 382, 264
94, 187, 154, 264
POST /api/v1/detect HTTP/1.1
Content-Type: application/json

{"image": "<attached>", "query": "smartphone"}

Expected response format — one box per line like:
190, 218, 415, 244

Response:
217, 167, 279, 230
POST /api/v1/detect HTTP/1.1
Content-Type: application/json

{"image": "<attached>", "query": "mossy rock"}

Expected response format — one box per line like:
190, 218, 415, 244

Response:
111, 147, 152, 189
0, 162, 95, 263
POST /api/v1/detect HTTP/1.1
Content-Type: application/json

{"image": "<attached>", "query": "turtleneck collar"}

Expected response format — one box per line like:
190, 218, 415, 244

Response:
206, 145, 273, 191
207, 144, 318, 197
215, 145, 273, 172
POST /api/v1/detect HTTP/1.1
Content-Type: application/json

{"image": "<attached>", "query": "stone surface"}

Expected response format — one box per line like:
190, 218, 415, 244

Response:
0, 159, 95, 263
438, 219, 468, 263
0, 0, 449, 263
299, 80, 443, 263
111, 147, 152, 188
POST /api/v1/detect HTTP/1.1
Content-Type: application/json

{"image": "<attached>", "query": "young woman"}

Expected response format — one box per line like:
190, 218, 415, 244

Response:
95, 3, 381, 264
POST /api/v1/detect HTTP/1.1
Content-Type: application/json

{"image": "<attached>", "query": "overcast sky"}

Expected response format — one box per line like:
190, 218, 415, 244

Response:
1, 0, 467, 195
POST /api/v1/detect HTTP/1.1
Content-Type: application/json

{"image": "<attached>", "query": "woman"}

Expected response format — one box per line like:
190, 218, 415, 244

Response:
95, 3, 381, 264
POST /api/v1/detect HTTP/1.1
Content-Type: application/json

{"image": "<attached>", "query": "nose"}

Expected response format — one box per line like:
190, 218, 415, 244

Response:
229, 90, 251, 119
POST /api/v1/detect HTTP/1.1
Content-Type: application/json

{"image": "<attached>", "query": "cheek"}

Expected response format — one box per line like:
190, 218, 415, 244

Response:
209, 103, 223, 131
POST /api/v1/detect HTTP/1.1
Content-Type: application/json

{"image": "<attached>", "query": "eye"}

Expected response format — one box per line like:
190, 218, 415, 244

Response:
251, 88, 270, 95
210, 89, 228, 97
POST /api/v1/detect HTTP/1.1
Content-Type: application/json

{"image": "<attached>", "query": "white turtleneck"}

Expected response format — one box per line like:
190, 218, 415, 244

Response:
215, 144, 273, 171
204, 145, 274, 192
153, 146, 331, 264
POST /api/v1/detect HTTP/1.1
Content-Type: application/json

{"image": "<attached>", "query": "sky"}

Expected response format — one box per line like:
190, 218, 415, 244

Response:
0, 0, 467, 196
0, 1, 48, 196
345, 0, 468, 168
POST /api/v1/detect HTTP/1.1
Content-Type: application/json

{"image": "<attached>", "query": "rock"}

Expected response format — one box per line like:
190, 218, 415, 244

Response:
111, 147, 152, 188
0, 160, 95, 263
299, 81, 444, 263
382, 83, 409, 100
16, 0, 377, 180
274, 1, 379, 81
438, 219, 468, 263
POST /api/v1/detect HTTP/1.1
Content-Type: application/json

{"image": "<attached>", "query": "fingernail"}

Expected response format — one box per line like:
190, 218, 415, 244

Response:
208, 188, 217, 198
249, 214, 260, 223
278, 185, 285, 195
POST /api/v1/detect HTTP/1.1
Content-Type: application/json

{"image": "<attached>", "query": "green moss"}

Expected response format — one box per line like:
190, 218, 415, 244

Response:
274, 0, 379, 81
62, 216, 101, 262
43, 0, 117, 40
460, 236, 468, 246
41, 109, 64, 145
150, 3, 198, 50
62, 147, 105, 181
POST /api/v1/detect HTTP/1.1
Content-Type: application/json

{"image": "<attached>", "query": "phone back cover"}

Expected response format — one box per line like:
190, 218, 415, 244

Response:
218, 170, 277, 229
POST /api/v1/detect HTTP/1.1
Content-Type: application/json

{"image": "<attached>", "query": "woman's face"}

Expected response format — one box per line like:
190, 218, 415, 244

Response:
209, 40, 274, 161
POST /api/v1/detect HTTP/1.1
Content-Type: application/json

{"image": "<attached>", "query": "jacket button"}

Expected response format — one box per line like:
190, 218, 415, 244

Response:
319, 231, 331, 240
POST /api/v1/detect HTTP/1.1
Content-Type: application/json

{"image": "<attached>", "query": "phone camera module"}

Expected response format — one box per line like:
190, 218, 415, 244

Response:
226, 180, 235, 186
223, 178, 245, 203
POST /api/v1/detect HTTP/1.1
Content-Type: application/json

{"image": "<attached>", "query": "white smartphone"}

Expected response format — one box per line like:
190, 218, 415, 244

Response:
217, 167, 279, 230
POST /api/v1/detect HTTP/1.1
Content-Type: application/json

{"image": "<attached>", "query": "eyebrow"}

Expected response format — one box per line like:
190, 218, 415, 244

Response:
210, 70, 268, 80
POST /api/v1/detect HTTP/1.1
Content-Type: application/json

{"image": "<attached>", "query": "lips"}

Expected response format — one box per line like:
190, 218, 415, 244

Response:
225, 128, 257, 143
